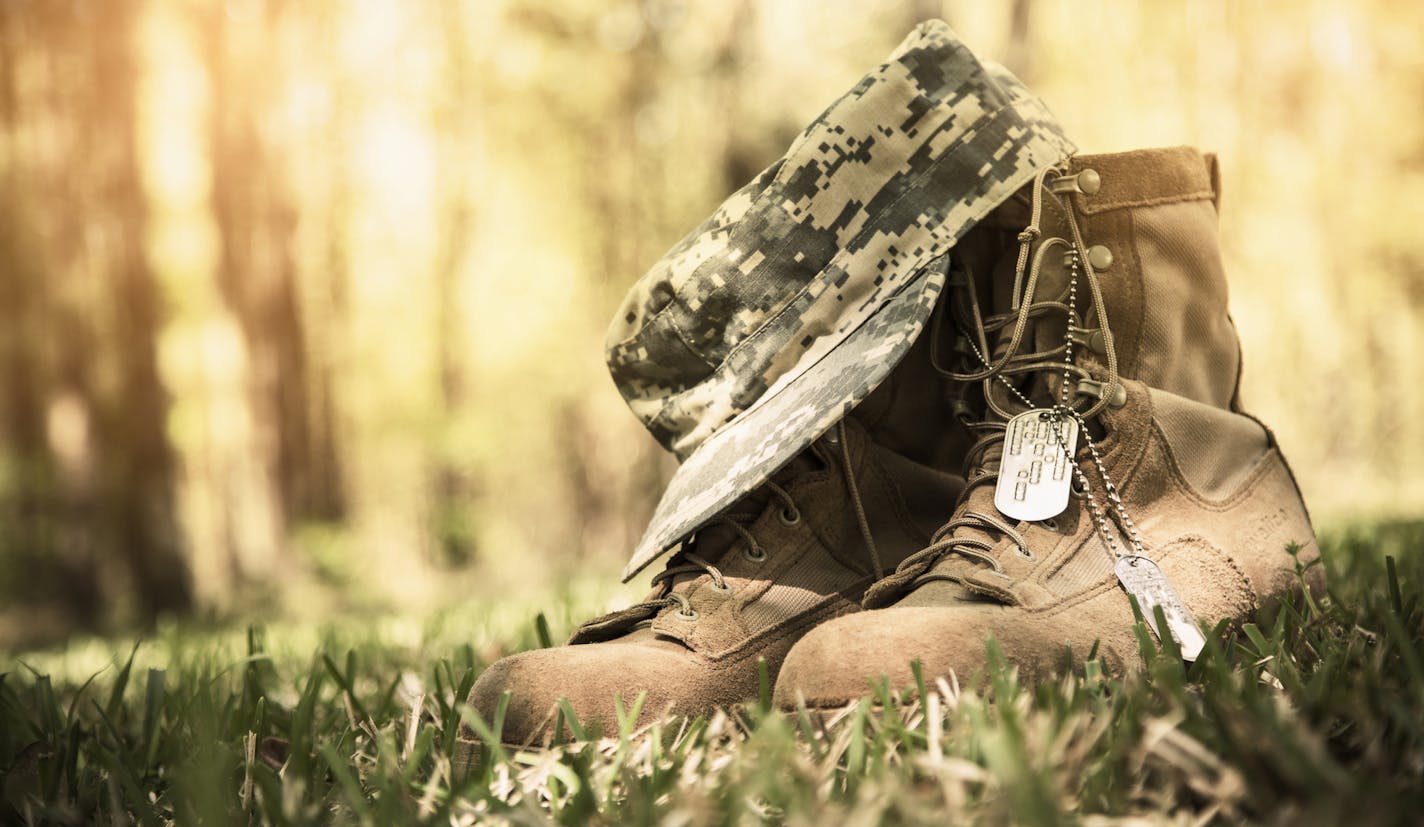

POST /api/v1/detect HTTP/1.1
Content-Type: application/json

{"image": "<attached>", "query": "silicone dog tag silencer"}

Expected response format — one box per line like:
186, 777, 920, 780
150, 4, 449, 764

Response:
995, 410, 1078, 522
1115, 555, 1207, 661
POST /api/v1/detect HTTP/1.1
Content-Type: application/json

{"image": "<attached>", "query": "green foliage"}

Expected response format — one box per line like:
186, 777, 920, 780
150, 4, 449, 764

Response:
2, 522, 1422, 824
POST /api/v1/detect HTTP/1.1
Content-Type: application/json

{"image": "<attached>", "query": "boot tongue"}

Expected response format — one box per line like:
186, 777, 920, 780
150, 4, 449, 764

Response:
904, 251, 1072, 599
899, 204, 1089, 605
980, 241, 1072, 406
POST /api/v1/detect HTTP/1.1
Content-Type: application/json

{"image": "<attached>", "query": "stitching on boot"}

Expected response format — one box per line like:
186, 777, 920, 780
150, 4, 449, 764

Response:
709, 530, 816, 611
1031, 533, 1251, 619
1094, 386, 1154, 493
1038, 523, 1111, 595
1147, 422, 1279, 511
700, 587, 868, 663
1069, 147, 1216, 215
1117, 208, 1146, 376
790, 465, 847, 552
1074, 189, 1216, 216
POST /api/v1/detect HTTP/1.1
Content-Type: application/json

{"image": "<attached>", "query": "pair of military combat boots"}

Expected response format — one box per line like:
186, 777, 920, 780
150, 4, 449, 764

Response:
467, 146, 1322, 746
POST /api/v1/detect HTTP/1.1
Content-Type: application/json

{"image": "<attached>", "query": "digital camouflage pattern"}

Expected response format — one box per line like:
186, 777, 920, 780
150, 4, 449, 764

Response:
609, 20, 1075, 580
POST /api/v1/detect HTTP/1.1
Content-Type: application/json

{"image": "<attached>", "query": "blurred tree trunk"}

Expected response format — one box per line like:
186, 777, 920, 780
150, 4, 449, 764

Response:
0, 11, 85, 630
90, 0, 192, 618
0, 0, 191, 638
201, 3, 346, 564
429, 2, 479, 566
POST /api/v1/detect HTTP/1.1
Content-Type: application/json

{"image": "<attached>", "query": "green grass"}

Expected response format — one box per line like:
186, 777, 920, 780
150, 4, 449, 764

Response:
2, 522, 1423, 825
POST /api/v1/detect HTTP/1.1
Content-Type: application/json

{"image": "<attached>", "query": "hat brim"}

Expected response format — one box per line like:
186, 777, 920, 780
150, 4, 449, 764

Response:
621, 258, 947, 581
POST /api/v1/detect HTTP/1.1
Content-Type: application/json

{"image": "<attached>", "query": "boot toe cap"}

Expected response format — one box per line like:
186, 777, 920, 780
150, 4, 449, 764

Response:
772, 607, 980, 709
466, 642, 702, 746
774, 604, 1118, 708
776, 599, 1158, 710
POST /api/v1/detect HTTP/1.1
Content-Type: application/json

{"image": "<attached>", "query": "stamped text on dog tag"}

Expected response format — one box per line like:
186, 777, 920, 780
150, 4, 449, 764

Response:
1114, 555, 1207, 661
995, 409, 1078, 522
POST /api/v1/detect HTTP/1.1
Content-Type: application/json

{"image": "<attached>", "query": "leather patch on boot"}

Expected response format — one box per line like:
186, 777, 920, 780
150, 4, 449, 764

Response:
1154, 534, 1257, 625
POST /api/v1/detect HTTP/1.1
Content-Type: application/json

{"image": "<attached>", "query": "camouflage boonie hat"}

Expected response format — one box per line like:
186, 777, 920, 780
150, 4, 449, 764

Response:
608, 20, 1075, 581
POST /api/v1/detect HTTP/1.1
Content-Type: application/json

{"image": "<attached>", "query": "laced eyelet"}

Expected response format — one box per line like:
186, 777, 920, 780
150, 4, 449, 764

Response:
710, 580, 731, 593
778, 506, 801, 527
1015, 549, 1036, 561
1039, 517, 1059, 532
676, 608, 699, 621
743, 546, 768, 563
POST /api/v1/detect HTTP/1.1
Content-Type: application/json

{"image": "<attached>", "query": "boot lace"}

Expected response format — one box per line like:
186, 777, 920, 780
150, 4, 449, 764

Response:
643, 482, 799, 619
894, 165, 1121, 586
622, 419, 883, 624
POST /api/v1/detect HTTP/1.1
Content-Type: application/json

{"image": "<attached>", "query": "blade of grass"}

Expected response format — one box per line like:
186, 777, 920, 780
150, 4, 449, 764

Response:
558, 698, 590, 741
105, 641, 142, 721
141, 669, 166, 772
535, 613, 555, 650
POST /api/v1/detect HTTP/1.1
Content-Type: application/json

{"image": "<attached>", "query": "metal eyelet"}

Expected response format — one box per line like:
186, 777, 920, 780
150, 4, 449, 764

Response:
778, 507, 801, 527
710, 580, 731, 593
743, 546, 768, 563
1040, 517, 1059, 532
1068, 328, 1106, 355
1050, 168, 1101, 195
1015, 548, 1036, 561
1077, 379, 1127, 408
676, 608, 699, 621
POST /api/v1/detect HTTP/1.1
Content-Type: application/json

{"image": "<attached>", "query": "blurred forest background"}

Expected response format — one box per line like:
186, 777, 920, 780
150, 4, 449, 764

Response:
1, 0, 1422, 649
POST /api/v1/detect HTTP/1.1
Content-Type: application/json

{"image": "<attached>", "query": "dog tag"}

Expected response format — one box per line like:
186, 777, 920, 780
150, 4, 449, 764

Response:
1114, 555, 1207, 661
995, 410, 1078, 522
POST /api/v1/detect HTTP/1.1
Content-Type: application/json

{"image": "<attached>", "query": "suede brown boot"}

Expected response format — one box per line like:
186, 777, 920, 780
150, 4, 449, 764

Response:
466, 354, 963, 746
774, 147, 1323, 707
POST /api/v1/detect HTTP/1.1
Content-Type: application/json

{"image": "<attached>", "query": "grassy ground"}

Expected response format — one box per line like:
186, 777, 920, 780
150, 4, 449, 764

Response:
2, 521, 1423, 825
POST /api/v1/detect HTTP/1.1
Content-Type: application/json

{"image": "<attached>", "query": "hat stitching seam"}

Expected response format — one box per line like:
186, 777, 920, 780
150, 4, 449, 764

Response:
665, 308, 722, 371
